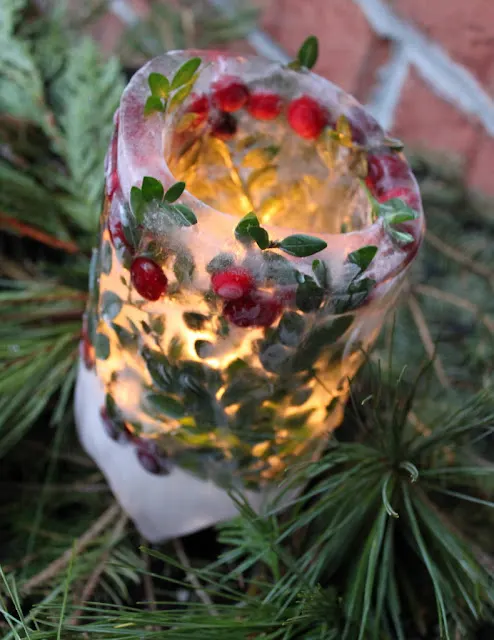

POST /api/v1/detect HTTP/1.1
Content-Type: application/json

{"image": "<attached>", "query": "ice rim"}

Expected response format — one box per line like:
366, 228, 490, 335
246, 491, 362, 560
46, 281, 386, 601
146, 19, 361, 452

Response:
116, 50, 425, 292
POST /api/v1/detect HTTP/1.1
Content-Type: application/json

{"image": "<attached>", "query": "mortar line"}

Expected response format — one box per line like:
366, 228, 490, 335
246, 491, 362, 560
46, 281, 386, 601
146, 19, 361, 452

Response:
365, 41, 410, 131
353, 0, 494, 136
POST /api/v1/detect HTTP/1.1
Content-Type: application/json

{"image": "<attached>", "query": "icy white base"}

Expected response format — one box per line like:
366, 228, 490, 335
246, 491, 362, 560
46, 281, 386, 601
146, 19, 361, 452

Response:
74, 361, 280, 542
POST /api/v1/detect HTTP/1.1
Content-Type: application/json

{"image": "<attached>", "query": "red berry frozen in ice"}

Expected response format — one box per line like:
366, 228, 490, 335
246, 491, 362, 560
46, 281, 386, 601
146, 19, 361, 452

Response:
210, 111, 237, 140
136, 443, 170, 475
100, 407, 131, 444
212, 76, 249, 112
108, 207, 133, 253
211, 267, 255, 300
247, 92, 283, 121
287, 95, 328, 140
365, 153, 410, 195
106, 170, 119, 200
223, 291, 282, 328
186, 93, 210, 128
365, 154, 385, 190
379, 186, 420, 212
130, 256, 168, 301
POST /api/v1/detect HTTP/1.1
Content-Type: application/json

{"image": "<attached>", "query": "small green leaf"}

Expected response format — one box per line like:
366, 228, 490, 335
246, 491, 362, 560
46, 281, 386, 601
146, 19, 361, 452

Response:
101, 241, 112, 275
347, 245, 378, 272
297, 35, 319, 69
168, 336, 184, 362
174, 251, 195, 284
88, 249, 99, 298
312, 259, 331, 290
386, 211, 417, 225
130, 186, 144, 223
347, 277, 376, 296
379, 197, 418, 219
94, 333, 110, 360
290, 316, 354, 372
171, 57, 201, 90
167, 203, 197, 226
387, 228, 415, 246
206, 252, 235, 274
279, 234, 327, 257
183, 312, 208, 330
141, 321, 152, 335
148, 72, 170, 98
259, 343, 290, 373
142, 347, 176, 392
278, 311, 305, 347
144, 96, 164, 116
169, 82, 196, 110
296, 276, 324, 313
195, 340, 214, 358
248, 225, 270, 250
263, 252, 298, 284
383, 136, 404, 151
101, 291, 122, 320
141, 176, 164, 202
112, 323, 137, 348
149, 316, 166, 335
235, 211, 260, 243
164, 181, 186, 203
147, 393, 185, 419
105, 393, 118, 420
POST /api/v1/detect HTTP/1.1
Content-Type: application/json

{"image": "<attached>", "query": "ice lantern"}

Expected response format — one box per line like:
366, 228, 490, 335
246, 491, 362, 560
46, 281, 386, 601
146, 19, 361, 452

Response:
75, 50, 425, 542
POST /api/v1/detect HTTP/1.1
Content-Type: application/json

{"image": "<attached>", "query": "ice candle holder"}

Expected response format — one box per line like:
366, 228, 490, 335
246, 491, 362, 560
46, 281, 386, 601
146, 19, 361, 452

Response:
75, 50, 425, 542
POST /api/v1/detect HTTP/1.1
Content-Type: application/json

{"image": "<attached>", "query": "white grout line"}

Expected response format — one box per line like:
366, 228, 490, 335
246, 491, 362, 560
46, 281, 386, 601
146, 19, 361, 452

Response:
353, 0, 494, 136
365, 42, 410, 131
110, 0, 138, 25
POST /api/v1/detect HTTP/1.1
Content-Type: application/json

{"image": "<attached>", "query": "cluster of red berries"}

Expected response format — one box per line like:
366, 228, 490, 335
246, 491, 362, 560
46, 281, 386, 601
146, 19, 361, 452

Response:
186, 75, 337, 142
211, 266, 282, 328
365, 152, 420, 211
100, 407, 170, 475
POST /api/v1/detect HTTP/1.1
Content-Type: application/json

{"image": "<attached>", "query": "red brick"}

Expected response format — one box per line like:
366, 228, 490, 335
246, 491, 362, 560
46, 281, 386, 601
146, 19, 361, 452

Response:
394, 0, 494, 87
392, 69, 478, 159
89, 13, 125, 57
261, 0, 377, 94
468, 136, 494, 196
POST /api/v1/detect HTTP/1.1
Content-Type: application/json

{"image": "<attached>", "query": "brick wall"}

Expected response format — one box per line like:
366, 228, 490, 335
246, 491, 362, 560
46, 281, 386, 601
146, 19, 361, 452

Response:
95, 0, 494, 196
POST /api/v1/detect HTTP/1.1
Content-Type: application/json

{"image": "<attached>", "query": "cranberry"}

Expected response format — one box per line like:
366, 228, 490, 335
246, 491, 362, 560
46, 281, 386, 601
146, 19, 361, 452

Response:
130, 257, 168, 301
136, 445, 170, 475
106, 170, 119, 200
212, 267, 255, 300
186, 94, 209, 128
212, 76, 249, 112
379, 186, 420, 211
365, 153, 410, 195
287, 95, 328, 140
210, 112, 237, 140
100, 407, 131, 444
223, 291, 282, 328
247, 92, 283, 121
365, 154, 385, 190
